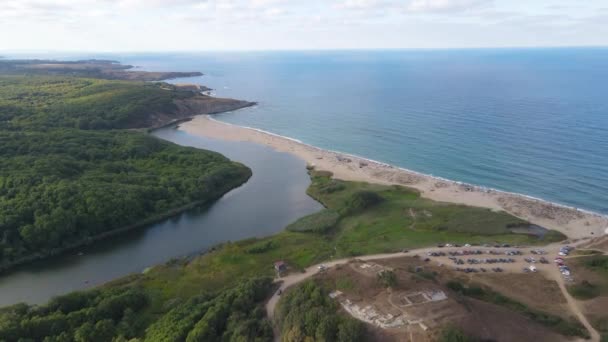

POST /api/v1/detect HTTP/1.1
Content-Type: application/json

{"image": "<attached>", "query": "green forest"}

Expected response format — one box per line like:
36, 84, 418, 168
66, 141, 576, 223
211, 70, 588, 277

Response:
275, 281, 365, 342
0, 75, 251, 270
0, 277, 274, 342
0, 76, 194, 130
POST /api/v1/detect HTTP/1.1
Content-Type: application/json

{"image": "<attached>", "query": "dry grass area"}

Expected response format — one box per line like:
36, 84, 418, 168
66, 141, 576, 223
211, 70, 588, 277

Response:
472, 273, 567, 318
314, 256, 571, 341
457, 299, 567, 342
566, 253, 608, 338
583, 236, 608, 252
583, 297, 608, 335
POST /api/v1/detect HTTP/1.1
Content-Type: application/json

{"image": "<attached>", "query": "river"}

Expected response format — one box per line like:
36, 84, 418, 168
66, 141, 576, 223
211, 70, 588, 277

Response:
0, 124, 323, 306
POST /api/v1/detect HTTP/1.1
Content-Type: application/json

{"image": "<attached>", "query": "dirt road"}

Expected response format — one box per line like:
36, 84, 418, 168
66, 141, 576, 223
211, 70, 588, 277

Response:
265, 242, 601, 341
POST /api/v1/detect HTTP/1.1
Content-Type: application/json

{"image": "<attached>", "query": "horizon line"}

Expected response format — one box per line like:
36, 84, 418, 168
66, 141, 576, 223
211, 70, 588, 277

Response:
2, 45, 608, 55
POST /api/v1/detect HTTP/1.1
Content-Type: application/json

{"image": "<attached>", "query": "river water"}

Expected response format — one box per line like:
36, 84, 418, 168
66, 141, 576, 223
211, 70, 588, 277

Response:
0, 126, 322, 306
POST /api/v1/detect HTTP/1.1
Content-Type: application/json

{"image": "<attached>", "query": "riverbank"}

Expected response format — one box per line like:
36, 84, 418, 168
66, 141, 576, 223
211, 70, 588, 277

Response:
180, 115, 608, 240
0, 167, 251, 275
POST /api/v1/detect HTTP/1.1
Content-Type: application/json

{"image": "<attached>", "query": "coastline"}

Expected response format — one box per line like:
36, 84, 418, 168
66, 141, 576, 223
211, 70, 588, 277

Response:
180, 115, 608, 240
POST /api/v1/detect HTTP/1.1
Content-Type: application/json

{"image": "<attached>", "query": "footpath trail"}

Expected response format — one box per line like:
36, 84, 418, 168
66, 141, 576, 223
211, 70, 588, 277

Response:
265, 241, 602, 342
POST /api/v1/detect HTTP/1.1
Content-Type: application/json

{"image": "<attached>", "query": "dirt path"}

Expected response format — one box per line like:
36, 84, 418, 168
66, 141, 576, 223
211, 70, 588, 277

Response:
554, 275, 601, 342
265, 242, 601, 341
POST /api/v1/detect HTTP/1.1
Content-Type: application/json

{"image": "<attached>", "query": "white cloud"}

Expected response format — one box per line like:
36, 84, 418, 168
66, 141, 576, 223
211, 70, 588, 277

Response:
337, 0, 393, 10
250, 0, 284, 7
0, 0, 606, 51
406, 0, 492, 13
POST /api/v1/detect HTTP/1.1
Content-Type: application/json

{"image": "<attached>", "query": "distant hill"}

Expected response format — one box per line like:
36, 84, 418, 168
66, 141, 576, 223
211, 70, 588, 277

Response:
0, 59, 202, 81
0, 75, 255, 130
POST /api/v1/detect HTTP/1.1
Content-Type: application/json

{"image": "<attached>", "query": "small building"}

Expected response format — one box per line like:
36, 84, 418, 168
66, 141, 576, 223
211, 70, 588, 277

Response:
274, 261, 287, 273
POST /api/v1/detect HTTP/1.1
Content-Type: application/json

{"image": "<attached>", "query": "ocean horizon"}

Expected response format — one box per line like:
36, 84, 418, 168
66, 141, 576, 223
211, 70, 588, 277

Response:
9, 48, 607, 215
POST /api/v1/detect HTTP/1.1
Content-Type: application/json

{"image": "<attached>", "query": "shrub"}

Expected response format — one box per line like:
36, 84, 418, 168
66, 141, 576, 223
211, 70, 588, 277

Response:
276, 281, 364, 342
246, 240, 278, 254
342, 190, 383, 215
586, 256, 608, 272
568, 280, 600, 300
318, 180, 346, 194
286, 210, 340, 234
440, 326, 478, 342
377, 270, 397, 288
313, 170, 334, 178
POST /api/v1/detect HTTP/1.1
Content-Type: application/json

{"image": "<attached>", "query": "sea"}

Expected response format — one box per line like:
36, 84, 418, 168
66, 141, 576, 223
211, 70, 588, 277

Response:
128, 48, 608, 215
12, 48, 608, 214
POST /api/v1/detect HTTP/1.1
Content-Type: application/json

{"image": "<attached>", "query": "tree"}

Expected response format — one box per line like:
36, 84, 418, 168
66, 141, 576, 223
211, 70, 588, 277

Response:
377, 270, 397, 288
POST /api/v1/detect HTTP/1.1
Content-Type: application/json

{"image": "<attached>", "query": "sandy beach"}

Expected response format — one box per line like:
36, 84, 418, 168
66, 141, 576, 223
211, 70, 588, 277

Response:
180, 115, 608, 240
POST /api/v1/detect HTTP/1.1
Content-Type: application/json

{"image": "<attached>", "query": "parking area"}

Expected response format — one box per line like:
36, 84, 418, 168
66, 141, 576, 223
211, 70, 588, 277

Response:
418, 243, 577, 280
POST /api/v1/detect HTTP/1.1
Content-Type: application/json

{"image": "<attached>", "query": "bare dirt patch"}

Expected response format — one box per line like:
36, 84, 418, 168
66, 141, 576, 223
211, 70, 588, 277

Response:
314, 256, 572, 341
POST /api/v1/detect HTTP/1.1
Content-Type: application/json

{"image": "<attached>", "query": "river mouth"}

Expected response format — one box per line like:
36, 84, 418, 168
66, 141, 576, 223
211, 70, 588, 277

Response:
0, 126, 323, 306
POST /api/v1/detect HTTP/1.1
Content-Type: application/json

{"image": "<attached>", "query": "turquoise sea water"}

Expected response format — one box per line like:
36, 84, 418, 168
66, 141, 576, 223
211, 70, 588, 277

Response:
126, 49, 608, 214
12, 49, 608, 213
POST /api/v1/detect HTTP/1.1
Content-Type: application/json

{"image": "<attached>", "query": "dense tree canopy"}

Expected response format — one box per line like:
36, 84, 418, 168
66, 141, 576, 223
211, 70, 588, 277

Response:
0, 75, 251, 269
0, 76, 193, 130
0, 129, 250, 267
0, 277, 273, 341
275, 281, 365, 342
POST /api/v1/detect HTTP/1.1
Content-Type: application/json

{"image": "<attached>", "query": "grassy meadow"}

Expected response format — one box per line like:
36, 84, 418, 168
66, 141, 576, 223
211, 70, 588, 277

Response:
138, 170, 565, 299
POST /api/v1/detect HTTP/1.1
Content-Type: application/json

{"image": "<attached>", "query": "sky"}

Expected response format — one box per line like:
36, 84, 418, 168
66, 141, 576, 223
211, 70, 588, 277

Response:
1, 0, 607, 52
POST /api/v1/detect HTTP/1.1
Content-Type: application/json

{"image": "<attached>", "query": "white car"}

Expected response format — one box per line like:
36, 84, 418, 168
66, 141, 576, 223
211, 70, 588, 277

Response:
318, 264, 327, 271
464, 244, 471, 247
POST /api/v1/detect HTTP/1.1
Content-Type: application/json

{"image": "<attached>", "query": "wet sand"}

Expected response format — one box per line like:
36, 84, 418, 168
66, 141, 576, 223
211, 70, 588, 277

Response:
180, 115, 608, 240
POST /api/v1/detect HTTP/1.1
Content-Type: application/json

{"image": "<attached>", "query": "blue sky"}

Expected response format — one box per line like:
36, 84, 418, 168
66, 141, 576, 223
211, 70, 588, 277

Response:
1, 0, 607, 51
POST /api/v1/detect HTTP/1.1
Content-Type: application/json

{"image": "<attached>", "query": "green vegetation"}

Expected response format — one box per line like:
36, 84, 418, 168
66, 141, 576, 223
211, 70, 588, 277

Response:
134, 170, 566, 302
585, 256, 608, 273
568, 280, 601, 300
0, 59, 202, 82
568, 255, 608, 300
0, 286, 149, 341
0, 75, 251, 270
377, 269, 397, 288
275, 281, 365, 342
572, 249, 603, 256
0, 71, 574, 342
246, 240, 279, 254
141, 233, 333, 299
565, 255, 608, 338
0, 129, 250, 269
286, 209, 340, 233
341, 190, 383, 215
307, 171, 565, 256
0, 76, 196, 130
446, 281, 589, 338
0, 277, 273, 341
439, 326, 479, 342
